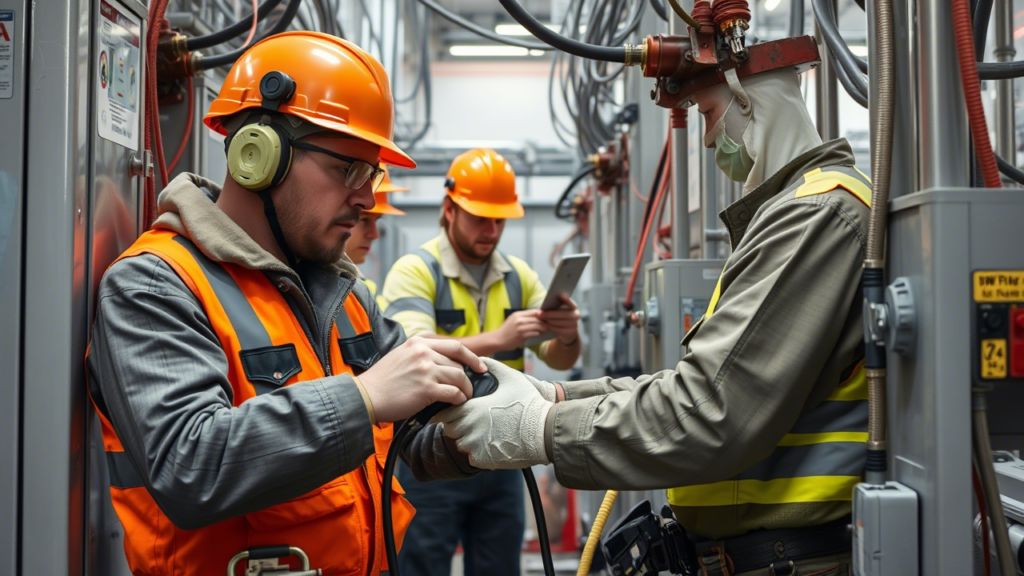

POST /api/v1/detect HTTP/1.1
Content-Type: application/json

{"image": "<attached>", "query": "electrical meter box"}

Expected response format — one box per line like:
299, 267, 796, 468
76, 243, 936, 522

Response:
640, 259, 725, 372
883, 188, 1024, 576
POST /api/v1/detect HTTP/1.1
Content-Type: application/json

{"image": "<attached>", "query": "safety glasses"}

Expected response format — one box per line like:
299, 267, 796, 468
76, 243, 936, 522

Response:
290, 140, 387, 192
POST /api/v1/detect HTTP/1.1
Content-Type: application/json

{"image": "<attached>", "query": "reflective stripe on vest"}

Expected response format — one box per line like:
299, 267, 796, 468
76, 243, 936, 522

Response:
412, 242, 526, 369
85, 229, 414, 576
668, 167, 871, 508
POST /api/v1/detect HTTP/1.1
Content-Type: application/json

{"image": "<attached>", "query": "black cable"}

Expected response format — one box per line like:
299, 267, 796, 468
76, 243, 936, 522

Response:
498, 0, 627, 62
382, 421, 557, 576
789, 0, 805, 37
811, 0, 868, 95
997, 154, 1024, 185
978, 60, 1024, 79
832, 49, 869, 107
649, 0, 669, 21
186, 0, 285, 50
198, 0, 302, 70
555, 166, 598, 219
523, 469, 556, 576
974, 0, 995, 58
414, 0, 553, 50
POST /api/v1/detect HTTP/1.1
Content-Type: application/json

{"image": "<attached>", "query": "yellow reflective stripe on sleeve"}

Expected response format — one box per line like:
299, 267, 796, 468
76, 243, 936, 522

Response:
705, 267, 726, 317
853, 166, 873, 184
825, 363, 867, 402
667, 475, 861, 507
794, 170, 873, 208
777, 431, 869, 446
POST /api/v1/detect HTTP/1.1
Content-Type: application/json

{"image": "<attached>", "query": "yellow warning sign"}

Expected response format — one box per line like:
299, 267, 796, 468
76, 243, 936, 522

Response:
981, 339, 1008, 379
974, 271, 1024, 302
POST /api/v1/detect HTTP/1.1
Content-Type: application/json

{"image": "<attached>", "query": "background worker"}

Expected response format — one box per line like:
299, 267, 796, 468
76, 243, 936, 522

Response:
86, 33, 480, 576
345, 166, 407, 298
437, 64, 873, 575
380, 148, 582, 576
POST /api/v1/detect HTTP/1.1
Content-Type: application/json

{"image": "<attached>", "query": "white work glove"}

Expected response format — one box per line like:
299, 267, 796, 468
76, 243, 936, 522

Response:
524, 372, 558, 402
437, 358, 553, 470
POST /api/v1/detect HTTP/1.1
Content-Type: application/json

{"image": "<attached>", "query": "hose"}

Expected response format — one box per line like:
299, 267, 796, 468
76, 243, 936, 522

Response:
625, 132, 671, 310
974, 460, 992, 576
197, 0, 302, 70
414, 0, 552, 50
498, 0, 628, 63
812, 0, 869, 96
666, 0, 705, 29
186, 0, 283, 50
996, 154, 1024, 185
954, 0, 1003, 188
973, 0, 995, 57
556, 166, 598, 219
860, 0, 895, 486
382, 421, 556, 576
650, 0, 669, 21
832, 49, 869, 107
576, 490, 619, 576
973, 394, 1017, 576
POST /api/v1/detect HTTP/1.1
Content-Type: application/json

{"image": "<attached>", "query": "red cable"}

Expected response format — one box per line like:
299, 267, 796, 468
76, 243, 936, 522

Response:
625, 129, 673, 308
952, 0, 1002, 188
974, 462, 992, 576
168, 75, 195, 175
243, 0, 259, 48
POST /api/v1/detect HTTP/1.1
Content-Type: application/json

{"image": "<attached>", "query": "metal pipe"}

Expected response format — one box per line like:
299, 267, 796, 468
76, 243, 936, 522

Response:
974, 393, 1018, 576
814, 0, 840, 141
994, 0, 1017, 181
918, 0, 970, 188
669, 15, 690, 259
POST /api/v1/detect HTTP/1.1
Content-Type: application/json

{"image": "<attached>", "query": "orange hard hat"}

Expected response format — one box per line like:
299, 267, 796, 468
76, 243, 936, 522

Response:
444, 149, 524, 219
204, 31, 415, 169
366, 169, 406, 215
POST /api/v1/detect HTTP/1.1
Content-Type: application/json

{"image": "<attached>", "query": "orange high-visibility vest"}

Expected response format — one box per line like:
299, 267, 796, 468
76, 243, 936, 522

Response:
87, 229, 414, 576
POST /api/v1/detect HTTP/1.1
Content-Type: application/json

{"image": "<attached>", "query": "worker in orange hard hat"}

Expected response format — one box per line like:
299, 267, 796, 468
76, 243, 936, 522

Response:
86, 32, 486, 576
380, 148, 582, 576
346, 167, 407, 298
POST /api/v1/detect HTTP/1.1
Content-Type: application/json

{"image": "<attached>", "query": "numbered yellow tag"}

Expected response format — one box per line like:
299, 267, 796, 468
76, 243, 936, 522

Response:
981, 339, 1008, 379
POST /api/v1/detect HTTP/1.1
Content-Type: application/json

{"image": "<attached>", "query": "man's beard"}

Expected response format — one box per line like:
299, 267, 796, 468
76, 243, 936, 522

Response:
279, 201, 359, 266
451, 215, 496, 261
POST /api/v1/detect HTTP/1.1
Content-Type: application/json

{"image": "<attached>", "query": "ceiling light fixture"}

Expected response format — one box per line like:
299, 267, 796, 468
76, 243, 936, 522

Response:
449, 44, 530, 56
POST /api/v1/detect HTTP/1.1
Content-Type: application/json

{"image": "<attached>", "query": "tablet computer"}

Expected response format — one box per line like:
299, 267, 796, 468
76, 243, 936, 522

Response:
524, 253, 590, 347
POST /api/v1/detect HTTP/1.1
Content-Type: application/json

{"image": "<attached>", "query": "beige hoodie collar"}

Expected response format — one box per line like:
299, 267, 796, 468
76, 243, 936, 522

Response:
152, 173, 361, 280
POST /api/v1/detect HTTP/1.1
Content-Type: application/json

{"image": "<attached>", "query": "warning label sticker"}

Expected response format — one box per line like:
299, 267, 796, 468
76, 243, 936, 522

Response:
96, 0, 140, 150
0, 10, 14, 100
974, 271, 1024, 302
981, 338, 1008, 379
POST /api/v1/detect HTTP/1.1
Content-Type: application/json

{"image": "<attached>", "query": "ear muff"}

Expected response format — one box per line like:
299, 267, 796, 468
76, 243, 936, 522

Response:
227, 120, 294, 191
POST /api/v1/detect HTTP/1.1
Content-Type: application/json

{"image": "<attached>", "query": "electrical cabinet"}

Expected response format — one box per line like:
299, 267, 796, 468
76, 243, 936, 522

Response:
640, 259, 725, 372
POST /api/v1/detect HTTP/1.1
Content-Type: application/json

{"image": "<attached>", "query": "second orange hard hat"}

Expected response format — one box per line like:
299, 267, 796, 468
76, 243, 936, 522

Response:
366, 167, 407, 215
444, 149, 524, 220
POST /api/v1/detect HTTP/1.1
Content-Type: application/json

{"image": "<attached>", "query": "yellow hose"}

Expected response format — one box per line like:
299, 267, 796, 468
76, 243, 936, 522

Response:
576, 490, 618, 576
666, 0, 704, 30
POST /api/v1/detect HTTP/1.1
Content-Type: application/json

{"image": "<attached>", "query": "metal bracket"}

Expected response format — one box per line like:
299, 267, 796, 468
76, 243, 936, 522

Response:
129, 150, 153, 178
645, 296, 661, 336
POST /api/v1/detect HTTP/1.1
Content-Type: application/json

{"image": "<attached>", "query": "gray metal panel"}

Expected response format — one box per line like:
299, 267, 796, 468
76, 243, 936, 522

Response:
21, 0, 92, 572
85, 1, 145, 573
887, 188, 1024, 576
641, 260, 725, 372
0, 1, 27, 573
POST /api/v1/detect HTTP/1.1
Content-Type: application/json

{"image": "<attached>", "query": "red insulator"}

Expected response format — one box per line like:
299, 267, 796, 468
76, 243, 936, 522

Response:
712, 0, 751, 27
691, 0, 715, 27
670, 108, 688, 129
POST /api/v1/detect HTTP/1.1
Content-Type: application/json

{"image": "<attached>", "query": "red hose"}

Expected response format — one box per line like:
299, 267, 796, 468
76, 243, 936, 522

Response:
952, 0, 1002, 188
168, 75, 195, 175
144, 0, 172, 229
625, 130, 673, 309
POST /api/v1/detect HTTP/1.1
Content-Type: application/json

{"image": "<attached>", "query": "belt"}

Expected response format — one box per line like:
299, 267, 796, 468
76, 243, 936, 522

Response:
691, 517, 852, 576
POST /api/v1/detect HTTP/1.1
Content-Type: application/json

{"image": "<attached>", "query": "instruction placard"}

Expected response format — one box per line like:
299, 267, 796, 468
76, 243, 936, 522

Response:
0, 10, 14, 100
96, 0, 140, 150
973, 271, 1024, 302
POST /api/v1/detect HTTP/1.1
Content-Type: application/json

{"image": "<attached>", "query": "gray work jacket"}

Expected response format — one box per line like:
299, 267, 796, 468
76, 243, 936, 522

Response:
546, 139, 871, 538
87, 174, 467, 530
